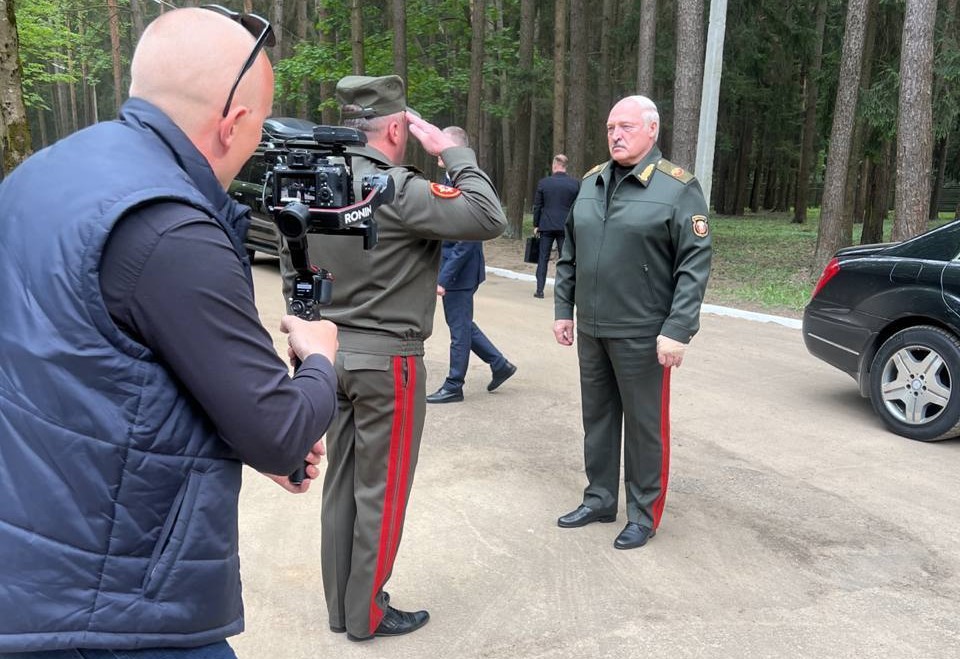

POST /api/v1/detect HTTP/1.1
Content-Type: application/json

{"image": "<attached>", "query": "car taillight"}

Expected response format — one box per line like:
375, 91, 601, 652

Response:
810, 257, 840, 299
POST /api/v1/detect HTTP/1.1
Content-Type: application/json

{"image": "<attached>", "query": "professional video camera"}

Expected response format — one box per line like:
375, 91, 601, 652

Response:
263, 125, 395, 485
263, 125, 395, 321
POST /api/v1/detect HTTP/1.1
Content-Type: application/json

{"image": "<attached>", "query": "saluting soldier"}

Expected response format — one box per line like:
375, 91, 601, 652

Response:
279, 75, 507, 641
553, 95, 712, 550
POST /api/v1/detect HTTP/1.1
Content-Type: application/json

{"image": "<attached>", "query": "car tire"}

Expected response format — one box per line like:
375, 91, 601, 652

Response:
868, 325, 960, 441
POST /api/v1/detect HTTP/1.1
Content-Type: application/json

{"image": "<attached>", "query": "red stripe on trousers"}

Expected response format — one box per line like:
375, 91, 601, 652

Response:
388, 356, 416, 565
368, 356, 414, 634
650, 367, 671, 529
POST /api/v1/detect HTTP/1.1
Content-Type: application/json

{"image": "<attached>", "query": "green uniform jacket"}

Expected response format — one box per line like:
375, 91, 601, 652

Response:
554, 147, 712, 342
283, 144, 506, 343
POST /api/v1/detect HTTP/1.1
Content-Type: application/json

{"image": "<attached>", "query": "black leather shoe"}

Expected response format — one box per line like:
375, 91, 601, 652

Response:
557, 504, 617, 528
347, 606, 430, 641
534, 291, 544, 298
614, 522, 655, 549
487, 362, 517, 391
426, 387, 463, 404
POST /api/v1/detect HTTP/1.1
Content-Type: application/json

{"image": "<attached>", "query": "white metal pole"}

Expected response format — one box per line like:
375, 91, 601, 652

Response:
695, 0, 728, 208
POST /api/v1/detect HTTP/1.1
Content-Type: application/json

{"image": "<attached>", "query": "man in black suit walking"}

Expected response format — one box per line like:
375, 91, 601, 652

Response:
532, 154, 580, 298
427, 127, 516, 404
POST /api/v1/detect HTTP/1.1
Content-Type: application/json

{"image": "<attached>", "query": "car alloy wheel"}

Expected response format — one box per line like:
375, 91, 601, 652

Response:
869, 325, 960, 442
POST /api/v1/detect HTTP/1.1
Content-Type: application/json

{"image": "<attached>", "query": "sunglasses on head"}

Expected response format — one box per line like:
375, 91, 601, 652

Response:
201, 4, 276, 117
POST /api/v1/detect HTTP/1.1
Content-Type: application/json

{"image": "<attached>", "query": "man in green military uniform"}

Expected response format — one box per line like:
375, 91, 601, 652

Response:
553, 95, 712, 550
278, 75, 506, 641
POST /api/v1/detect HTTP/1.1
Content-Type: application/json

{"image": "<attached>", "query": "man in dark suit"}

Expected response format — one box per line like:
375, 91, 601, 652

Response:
533, 154, 580, 298
426, 127, 516, 404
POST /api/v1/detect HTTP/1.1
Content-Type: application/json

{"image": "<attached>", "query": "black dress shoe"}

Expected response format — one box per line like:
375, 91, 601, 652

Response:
487, 362, 517, 391
347, 605, 430, 641
534, 291, 544, 298
557, 504, 617, 528
614, 522, 655, 550
426, 387, 463, 404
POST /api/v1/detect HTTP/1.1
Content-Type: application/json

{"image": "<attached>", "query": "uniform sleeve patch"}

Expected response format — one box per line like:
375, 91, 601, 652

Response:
692, 214, 709, 238
430, 182, 462, 199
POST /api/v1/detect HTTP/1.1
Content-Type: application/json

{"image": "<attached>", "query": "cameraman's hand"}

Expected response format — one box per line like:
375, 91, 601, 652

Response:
437, 284, 445, 297
281, 315, 338, 366
263, 439, 326, 493
407, 114, 457, 157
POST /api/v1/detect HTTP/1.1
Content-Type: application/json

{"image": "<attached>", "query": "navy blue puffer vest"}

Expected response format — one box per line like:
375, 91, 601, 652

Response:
0, 99, 253, 651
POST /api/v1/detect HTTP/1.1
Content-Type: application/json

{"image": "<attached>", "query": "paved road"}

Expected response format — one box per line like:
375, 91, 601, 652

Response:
233, 260, 960, 659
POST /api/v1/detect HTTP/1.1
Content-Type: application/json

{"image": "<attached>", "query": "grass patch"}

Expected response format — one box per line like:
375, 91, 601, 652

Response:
707, 213, 820, 317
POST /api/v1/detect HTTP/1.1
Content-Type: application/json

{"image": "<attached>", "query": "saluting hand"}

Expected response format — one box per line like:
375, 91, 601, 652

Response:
407, 113, 457, 156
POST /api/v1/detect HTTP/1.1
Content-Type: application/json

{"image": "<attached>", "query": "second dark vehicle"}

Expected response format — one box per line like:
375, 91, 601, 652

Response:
230, 117, 320, 261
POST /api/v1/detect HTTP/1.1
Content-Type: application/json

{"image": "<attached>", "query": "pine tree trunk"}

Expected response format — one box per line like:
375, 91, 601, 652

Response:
552, 0, 567, 157
130, 0, 145, 44
862, 140, 894, 243
392, 0, 407, 83
637, 0, 657, 95
504, 0, 535, 239
316, 0, 337, 125
671, 0, 703, 170
350, 0, 364, 75
566, 0, 588, 177
892, 0, 937, 242
466, 0, 485, 146
0, 0, 32, 174
793, 0, 827, 224
814, 0, 868, 272
107, 0, 123, 115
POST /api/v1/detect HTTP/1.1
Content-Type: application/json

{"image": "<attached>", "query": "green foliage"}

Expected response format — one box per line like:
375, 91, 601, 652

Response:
15, 0, 114, 111
275, 0, 477, 120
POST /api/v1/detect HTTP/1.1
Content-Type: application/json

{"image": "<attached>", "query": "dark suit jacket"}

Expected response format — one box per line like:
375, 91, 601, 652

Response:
533, 172, 580, 233
438, 240, 486, 292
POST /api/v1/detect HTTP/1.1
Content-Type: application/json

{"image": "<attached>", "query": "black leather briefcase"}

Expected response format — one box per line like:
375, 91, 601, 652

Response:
523, 236, 539, 264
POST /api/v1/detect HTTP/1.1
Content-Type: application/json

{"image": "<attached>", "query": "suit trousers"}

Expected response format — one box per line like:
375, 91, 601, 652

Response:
441, 288, 507, 391
576, 333, 671, 530
535, 231, 565, 295
320, 349, 426, 639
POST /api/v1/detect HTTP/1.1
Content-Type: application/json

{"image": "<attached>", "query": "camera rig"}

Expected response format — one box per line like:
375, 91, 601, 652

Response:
263, 125, 395, 320
263, 125, 395, 486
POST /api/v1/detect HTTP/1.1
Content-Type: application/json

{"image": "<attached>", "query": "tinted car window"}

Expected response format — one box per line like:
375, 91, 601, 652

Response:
238, 155, 268, 186
886, 221, 960, 262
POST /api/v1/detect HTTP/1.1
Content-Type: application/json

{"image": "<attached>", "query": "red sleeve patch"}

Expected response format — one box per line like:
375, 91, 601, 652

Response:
430, 182, 462, 199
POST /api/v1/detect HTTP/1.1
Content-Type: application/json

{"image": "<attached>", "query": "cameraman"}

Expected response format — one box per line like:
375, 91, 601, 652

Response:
279, 75, 507, 642
0, 8, 337, 658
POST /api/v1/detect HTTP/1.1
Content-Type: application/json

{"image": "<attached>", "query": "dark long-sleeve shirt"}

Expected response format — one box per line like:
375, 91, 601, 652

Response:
100, 201, 337, 475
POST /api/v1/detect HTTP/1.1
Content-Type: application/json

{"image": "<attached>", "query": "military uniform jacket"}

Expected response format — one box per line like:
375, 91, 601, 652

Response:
554, 147, 712, 342
301, 145, 506, 348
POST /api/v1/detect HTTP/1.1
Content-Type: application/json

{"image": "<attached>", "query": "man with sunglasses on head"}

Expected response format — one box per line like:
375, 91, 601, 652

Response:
278, 75, 507, 642
0, 7, 338, 659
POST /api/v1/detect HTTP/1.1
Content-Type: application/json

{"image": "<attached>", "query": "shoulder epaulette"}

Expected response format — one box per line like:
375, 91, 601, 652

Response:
656, 159, 694, 184
582, 162, 606, 179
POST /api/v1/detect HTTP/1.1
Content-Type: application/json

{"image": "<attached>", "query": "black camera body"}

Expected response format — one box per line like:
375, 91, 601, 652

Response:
263, 125, 395, 321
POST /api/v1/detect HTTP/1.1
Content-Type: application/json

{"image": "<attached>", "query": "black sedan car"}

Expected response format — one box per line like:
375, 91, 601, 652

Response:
803, 220, 960, 442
